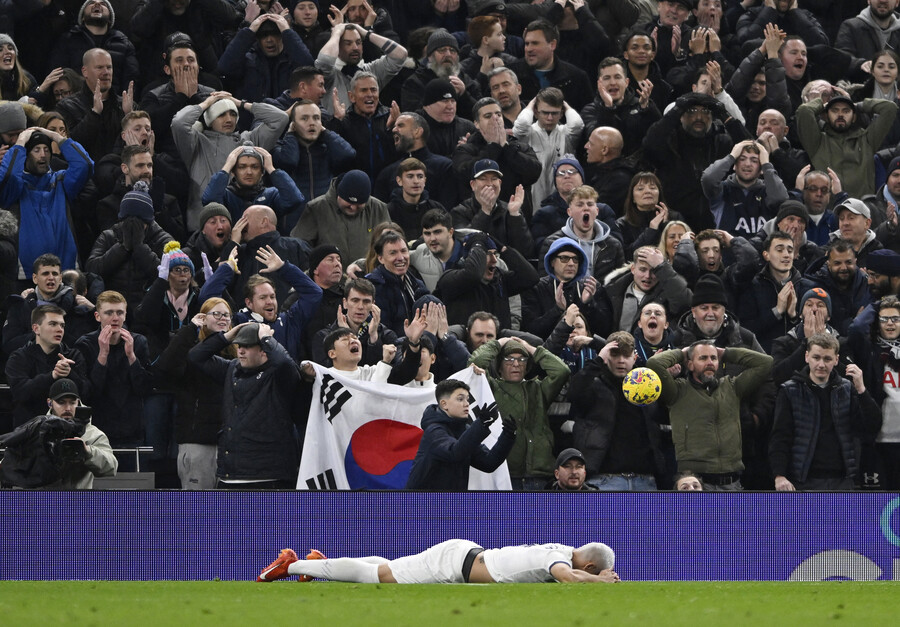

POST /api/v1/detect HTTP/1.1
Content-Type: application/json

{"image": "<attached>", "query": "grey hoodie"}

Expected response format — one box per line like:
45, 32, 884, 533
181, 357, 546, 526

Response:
857, 7, 900, 50
560, 218, 616, 279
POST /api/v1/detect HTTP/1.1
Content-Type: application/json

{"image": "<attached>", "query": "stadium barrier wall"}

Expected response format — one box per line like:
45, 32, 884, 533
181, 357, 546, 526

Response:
1, 491, 899, 581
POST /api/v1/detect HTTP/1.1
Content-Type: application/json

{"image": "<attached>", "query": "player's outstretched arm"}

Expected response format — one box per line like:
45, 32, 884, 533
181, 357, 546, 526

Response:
550, 563, 620, 583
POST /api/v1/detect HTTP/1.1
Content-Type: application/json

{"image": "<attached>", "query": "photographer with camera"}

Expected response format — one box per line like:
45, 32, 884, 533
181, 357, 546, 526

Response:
0, 378, 117, 489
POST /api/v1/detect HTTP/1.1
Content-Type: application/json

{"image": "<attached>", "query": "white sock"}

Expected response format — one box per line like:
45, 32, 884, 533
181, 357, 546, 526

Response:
288, 558, 381, 583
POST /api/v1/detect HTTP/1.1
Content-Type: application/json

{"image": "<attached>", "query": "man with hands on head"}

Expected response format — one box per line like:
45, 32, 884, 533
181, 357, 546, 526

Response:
406, 378, 516, 491
314, 18, 407, 116
200, 242, 322, 363
468, 335, 570, 490
189, 320, 304, 489
201, 142, 305, 227
171, 89, 288, 230
701, 138, 788, 239
0, 126, 92, 277
770, 333, 882, 491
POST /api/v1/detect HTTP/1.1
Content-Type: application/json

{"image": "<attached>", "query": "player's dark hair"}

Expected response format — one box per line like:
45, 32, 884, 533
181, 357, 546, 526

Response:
467, 311, 500, 334
826, 238, 856, 258
323, 327, 355, 355
32, 253, 61, 274
763, 230, 794, 251
597, 57, 625, 75
31, 303, 65, 326
435, 378, 470, 402
621, 29, 656, 54
343, 277, 376, 299
523, 19, 559, 44
685, 339, 716, 360
288, 66, 323, 91
421, 209, 452, 231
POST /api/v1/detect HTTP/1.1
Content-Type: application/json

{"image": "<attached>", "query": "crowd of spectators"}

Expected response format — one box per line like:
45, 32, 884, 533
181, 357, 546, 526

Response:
1, 0, 899, 492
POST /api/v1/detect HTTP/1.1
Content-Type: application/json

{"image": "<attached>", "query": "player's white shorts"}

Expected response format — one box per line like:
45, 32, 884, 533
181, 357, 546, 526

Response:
389, 539, 483, 584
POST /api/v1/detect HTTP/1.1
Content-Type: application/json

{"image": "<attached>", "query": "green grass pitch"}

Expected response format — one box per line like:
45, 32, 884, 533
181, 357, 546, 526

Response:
1, 581, 896, 626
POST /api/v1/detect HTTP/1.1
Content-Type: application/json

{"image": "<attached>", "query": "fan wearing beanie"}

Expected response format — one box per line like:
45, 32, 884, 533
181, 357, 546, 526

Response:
134, 241, 202, 359
171, 90, 288, 231
86, 180, 177, 308
0, 126, 92, 273
201, 141, 305, 224
400, 28, 481, 118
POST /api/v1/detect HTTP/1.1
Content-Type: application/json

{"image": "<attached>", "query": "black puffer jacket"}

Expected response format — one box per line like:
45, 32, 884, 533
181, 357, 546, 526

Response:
188, 332, 303, 482
85, 220, 174, 309
405, 404, 515, 491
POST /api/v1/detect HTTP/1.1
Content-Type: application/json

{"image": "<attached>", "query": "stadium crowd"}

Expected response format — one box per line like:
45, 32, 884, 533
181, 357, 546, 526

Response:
0, 0, 899, 492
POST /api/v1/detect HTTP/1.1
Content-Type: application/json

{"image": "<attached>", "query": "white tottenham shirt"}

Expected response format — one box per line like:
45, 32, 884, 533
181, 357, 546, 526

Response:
481, 544, 574, 583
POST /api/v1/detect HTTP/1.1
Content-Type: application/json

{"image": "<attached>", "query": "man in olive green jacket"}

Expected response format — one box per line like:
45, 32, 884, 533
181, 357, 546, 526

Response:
646, 341, 772, 491
469, 337, 569, 490
796, 94, 897, 199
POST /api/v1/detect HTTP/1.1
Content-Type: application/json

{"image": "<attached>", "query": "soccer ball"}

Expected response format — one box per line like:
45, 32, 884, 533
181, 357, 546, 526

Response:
622, 367, 661, 406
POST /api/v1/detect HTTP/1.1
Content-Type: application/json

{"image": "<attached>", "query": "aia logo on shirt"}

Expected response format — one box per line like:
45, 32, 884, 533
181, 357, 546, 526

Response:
883, 371, 900, 388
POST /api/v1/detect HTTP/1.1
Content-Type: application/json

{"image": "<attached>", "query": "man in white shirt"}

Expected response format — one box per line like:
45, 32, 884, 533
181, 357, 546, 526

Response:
257, 539, 619, 583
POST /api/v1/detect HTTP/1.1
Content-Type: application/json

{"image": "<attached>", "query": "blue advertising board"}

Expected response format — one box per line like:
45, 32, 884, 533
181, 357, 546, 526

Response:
1, 491, 898, 581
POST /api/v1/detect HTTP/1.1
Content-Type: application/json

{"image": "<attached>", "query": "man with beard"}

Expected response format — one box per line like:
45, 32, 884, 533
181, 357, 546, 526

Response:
797, 92, 897, 199
569, 331, 668, 490
96, 143, 184, 241
374, 110, 457, 211
0, 127, 92, 275
183, 203, 232, 289
701, 139, 788, 239
315, 22, 407, 116
806, 240, 870, 336
487, 66, 523, 128
642, 92, 742, 232
200, 143, 305, 228
217, 12, 313, 103
49, 0, 139, 94
836, 0, 900, 80
419, 78, 476, 157
56, 48, 134, 162
863, 249, 900, 299
872, 157, 900, 249
647, 339, 773, 491
402, 29, 481, 119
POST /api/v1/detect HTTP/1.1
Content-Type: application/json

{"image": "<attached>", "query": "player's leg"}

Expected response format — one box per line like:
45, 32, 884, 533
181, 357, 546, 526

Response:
287, 557, 384, 583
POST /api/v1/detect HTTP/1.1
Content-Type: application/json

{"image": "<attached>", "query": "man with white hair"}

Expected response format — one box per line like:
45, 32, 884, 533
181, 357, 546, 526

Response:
258, 539, 619, 583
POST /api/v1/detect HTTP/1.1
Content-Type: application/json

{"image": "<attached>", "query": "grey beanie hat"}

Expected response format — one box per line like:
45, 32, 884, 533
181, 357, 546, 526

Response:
0, 102, 27, 135
78, 0, 116, 28
0, 34, 17, 57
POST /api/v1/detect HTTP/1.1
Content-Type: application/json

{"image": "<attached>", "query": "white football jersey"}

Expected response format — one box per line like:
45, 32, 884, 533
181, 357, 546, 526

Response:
481, 543, 574, 583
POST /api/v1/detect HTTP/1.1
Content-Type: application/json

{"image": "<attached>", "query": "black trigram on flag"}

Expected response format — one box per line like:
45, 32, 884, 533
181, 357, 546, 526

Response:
321, 373, 352, 423
306, 468, 337, 490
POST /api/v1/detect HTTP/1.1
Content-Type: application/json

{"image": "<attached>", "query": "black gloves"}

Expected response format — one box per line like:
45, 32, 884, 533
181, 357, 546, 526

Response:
501, 414, 517, 435
119, 216, 146, 252
472, 401, 499, 428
